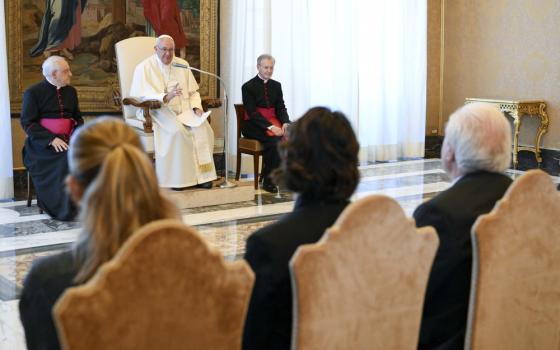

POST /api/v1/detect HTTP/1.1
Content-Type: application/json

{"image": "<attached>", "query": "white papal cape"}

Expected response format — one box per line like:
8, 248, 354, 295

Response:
130, 54, 217, 187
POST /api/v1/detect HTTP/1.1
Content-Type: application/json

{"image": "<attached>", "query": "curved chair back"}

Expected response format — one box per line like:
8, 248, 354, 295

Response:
290, 195, 439, 350
115, 36, 158, 154
465, 170, 560, 349
115, 36, 157, 120
54, 219, 255, 350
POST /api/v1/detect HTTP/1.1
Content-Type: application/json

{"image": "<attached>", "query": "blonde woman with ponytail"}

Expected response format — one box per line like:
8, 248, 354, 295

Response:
19, 117, 179, 350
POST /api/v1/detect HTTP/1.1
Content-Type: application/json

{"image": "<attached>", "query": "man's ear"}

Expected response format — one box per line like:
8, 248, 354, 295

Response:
445, 146, 455, 163
66, 175, 84, 203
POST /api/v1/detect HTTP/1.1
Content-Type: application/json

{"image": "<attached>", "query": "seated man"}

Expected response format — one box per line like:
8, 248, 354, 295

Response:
241, 54, 290, 193
414, 102, 513, 349
21, 56, 83, 221
130, 34, 216, 189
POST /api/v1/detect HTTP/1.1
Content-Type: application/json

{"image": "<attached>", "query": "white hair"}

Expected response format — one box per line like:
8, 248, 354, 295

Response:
444, 102, 512, 175
257, 54, 275, 66
155, 34, 174, 47
42, 56, 66, 78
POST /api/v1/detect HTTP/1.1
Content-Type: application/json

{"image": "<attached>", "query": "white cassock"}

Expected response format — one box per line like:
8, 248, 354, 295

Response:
130, 54, 217, 187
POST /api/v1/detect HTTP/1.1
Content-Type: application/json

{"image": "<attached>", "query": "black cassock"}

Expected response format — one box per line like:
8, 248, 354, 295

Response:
21, 80, 83, 221
241, 75, 290, 185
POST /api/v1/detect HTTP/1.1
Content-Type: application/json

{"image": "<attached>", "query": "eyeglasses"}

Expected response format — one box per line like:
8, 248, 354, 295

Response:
156, 46, 174, 53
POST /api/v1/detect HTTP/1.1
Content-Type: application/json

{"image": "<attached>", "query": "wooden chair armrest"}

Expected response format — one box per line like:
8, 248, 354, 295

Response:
202, 98, 222, 110
122, 97, 161, 109
201, 98, 222, 124
122, 98, 161, 133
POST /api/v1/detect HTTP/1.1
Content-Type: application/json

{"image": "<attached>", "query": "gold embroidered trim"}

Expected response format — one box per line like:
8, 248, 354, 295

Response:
199, 163, 213, 173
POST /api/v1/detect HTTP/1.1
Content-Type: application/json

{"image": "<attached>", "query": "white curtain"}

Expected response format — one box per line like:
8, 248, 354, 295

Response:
222, 0, 426, 169
0, 0, 14, 199
221, 0, 271, 171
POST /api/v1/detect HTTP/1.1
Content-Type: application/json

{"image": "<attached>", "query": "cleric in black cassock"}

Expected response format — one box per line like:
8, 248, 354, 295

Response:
242, 54, 291, 193
21, 56, 83, 221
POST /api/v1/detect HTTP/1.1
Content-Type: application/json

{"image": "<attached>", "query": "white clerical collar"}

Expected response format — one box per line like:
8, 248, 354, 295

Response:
257, 74, 269, 83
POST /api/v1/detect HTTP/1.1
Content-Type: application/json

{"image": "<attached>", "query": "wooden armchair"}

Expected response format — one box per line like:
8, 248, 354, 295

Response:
54, 219, 255, 350
121, 98, 160, 133
465, 170, 560, 350
234, 104, 263, 189
290, 195, 439, 350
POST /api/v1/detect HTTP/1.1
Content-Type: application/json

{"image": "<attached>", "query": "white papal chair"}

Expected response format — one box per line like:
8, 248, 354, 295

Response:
115, 37, 220, 158
115, 36, 159, 156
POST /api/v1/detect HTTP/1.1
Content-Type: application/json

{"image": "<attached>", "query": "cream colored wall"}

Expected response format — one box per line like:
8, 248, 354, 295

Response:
441, 0, 560, 150
11, 119, 25, 169
426, 0, 442, 136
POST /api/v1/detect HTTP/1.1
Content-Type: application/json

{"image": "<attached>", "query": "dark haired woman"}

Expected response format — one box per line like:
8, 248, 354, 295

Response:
242, 106, 360, 350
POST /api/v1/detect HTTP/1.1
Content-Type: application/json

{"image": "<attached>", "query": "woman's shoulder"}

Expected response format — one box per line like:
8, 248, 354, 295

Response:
24, 250, 80, 289
248, 209, 310, 247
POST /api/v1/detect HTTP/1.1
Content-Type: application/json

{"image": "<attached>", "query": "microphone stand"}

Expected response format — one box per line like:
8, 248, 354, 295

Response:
172, 63, 236, 189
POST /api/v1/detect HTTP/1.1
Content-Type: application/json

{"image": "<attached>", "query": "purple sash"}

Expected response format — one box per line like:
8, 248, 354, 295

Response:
40, 118, 74, 138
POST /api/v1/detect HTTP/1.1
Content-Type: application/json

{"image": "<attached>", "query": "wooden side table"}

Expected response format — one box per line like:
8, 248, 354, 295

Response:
464, 98, 549, 168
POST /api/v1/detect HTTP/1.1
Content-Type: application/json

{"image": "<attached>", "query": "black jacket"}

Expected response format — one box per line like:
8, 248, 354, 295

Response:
241, 75, 290, 130
20, 250, 82, 350
414, 171, 512, 350
243, 196, 349, 350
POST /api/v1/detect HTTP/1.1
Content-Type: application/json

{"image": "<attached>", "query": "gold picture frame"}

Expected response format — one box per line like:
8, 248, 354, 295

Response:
7, 0, 217, 113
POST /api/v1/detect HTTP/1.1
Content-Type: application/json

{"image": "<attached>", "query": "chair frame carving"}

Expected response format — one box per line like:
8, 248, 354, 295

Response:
121, 98, 161, 133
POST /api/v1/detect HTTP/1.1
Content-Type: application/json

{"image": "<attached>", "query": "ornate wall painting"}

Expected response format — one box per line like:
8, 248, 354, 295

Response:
7, 0, 217, 113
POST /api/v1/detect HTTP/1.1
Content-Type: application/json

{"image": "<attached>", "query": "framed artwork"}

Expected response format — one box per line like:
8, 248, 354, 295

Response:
7, 0, 218, 113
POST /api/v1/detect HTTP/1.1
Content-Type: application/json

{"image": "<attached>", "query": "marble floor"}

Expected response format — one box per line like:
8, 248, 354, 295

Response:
1, 159, 558, 349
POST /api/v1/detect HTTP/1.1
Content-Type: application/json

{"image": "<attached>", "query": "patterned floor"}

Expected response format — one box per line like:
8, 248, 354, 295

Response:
1, 159, 557, 349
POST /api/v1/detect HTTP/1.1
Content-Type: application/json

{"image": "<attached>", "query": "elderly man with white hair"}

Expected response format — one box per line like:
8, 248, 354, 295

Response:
241, 54, 291, 193
130, 34, 216, 189
21, 55, 83, 221
414, 102, 513, 350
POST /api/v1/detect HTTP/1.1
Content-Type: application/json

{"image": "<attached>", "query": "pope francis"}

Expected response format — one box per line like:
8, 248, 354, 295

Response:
130, 34, 216, 189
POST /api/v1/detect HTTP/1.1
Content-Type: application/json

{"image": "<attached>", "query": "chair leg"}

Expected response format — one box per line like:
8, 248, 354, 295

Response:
26, 171, 32, 207
235, 150, 242, 181
253, 154, 260, 190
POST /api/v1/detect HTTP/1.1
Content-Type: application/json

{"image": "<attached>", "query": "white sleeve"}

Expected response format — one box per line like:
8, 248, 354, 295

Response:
130, 64, 166, 103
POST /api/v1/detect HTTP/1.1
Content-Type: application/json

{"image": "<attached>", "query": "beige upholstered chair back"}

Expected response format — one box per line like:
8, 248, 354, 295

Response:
290, 195, 439, 350
465, 170, 560, 350
53, 219, 255, 350
115, 36, 156, 120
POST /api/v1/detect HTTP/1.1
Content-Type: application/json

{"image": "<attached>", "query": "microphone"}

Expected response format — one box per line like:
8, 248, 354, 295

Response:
171, 61, 236, 189
171, 62, 190, 69
172, 62, 223, 83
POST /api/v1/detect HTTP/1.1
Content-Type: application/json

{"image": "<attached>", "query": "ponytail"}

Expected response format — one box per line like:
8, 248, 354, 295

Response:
69, 118, 179, 283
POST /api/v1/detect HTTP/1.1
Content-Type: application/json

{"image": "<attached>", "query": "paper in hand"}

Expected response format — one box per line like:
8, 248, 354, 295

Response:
176, 110, 212, 127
